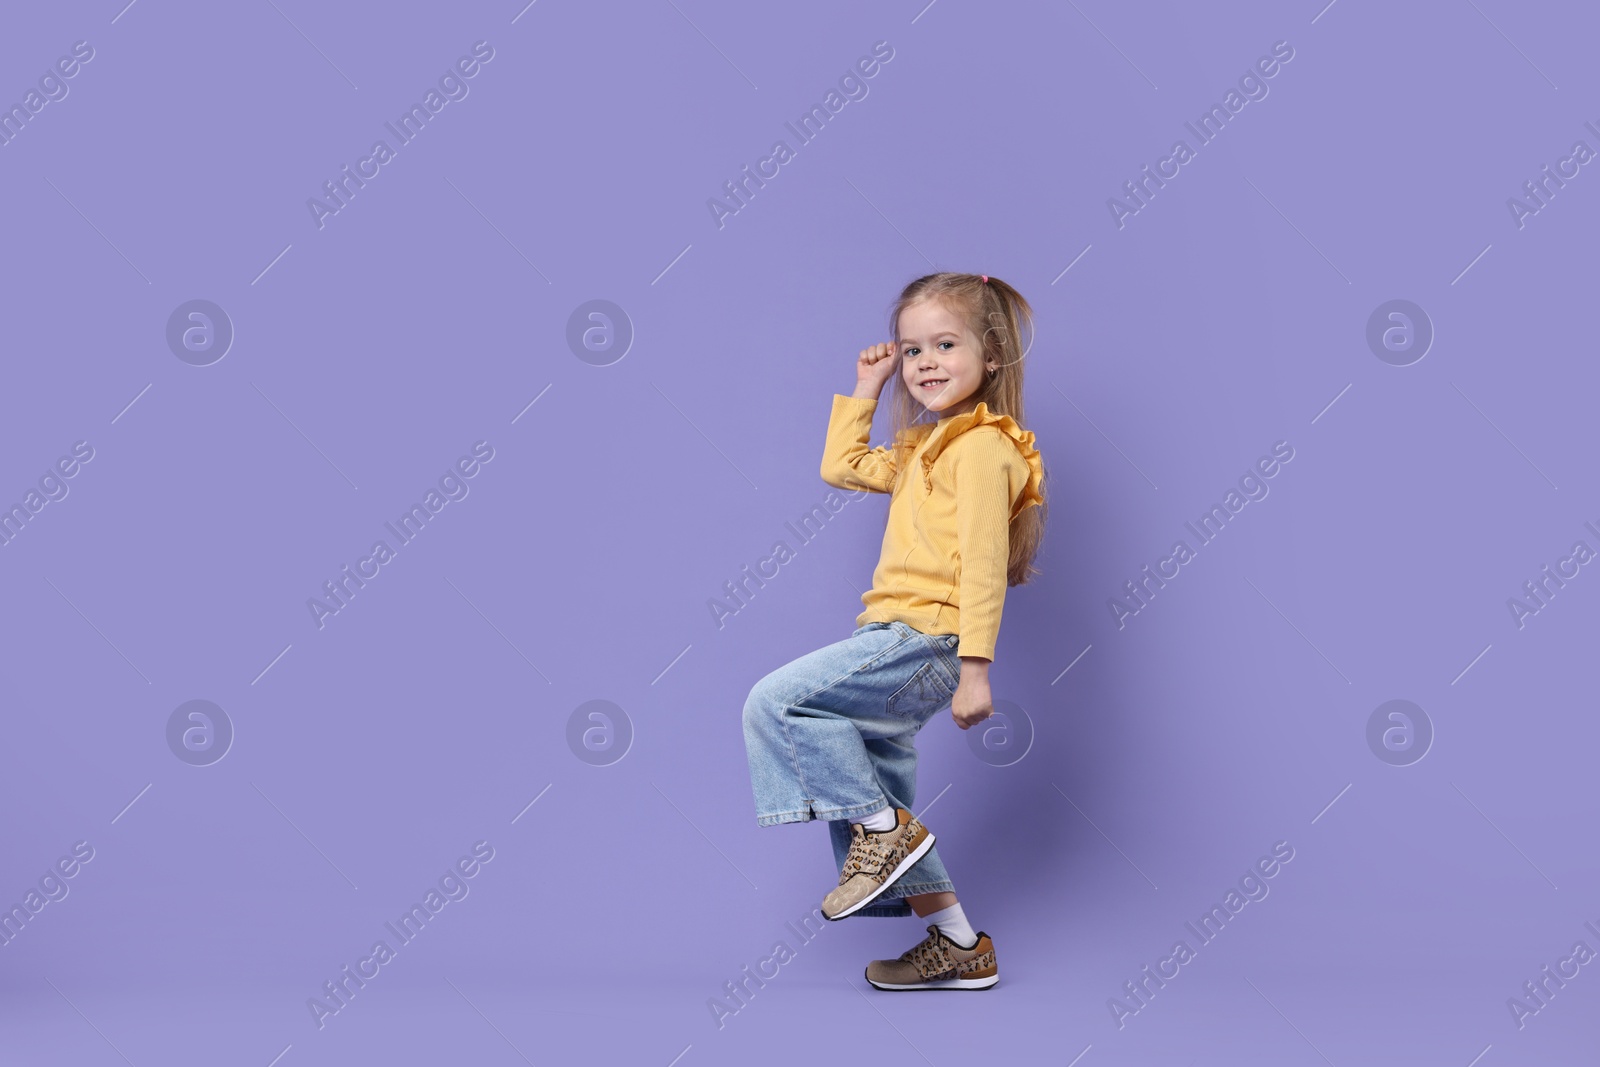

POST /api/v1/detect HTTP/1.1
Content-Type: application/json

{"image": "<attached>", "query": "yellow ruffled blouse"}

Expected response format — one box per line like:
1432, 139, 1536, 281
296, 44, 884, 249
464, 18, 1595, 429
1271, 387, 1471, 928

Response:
820, 393, 1044, 662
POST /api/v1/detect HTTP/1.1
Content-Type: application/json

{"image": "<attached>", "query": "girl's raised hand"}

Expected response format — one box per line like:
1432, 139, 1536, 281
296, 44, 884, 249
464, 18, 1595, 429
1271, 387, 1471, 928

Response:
855, 341, 900, 393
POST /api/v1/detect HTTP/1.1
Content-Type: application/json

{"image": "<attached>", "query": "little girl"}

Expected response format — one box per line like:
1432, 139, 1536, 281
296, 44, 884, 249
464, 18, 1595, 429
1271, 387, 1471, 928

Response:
742, 271, 1047, 991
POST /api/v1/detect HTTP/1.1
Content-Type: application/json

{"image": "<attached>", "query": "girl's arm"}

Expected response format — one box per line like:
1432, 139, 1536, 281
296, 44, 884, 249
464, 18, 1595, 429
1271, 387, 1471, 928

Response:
820, 391, 898, 493
948, 428, 1032, 663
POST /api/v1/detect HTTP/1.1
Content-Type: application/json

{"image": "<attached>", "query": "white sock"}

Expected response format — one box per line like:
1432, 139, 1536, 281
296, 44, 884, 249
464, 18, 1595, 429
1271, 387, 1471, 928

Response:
922, 902, 978, 948
850, 806, 897, 833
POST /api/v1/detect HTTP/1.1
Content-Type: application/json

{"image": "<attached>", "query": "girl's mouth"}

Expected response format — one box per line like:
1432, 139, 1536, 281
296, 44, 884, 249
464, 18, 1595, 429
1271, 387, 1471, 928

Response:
919, 378, 948, 390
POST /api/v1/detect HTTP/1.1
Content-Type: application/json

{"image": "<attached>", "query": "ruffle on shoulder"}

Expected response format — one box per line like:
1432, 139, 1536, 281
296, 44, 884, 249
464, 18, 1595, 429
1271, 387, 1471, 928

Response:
917, 401, 1044, 519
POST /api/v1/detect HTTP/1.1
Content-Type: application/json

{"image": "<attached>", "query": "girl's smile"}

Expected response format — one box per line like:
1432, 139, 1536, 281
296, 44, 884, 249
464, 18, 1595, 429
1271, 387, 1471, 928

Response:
898, 298, 993, 419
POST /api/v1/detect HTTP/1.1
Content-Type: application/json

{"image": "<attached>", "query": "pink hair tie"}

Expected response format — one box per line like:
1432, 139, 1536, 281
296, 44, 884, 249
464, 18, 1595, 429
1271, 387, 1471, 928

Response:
981, 274, 988, 283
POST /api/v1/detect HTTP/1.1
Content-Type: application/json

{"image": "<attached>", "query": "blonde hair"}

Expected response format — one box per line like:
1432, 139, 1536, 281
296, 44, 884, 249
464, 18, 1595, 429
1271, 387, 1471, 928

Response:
883, 271, 1047, 585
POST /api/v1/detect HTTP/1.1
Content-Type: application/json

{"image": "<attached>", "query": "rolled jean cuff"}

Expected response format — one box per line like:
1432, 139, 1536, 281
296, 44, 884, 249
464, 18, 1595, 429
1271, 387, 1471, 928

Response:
754, 796, 889, 828
850, 878, 957, 917
879, 878, 955, 899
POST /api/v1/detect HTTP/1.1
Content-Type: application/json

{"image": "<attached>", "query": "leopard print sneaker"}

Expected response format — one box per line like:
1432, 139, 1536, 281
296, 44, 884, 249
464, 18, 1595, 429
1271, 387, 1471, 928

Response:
865, 925, 999, 991
820, 808, 935, 921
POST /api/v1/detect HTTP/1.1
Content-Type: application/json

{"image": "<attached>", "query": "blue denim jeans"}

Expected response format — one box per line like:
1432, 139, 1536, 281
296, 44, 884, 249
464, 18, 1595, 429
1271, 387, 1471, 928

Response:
742, 620, 961, 917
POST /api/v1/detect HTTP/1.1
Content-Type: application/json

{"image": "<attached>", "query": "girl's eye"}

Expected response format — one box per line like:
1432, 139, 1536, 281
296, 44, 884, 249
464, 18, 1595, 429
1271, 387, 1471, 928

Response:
903, 347, 918, 357
939, 341, 954, 350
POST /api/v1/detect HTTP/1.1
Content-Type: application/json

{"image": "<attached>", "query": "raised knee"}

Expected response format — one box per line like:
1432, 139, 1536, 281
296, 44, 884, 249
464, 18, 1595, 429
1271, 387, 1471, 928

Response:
743, 678, 784, 728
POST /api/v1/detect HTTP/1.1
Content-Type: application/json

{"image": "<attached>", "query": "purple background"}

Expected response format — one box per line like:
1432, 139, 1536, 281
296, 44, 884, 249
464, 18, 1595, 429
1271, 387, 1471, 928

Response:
2, 0, 1596, 1064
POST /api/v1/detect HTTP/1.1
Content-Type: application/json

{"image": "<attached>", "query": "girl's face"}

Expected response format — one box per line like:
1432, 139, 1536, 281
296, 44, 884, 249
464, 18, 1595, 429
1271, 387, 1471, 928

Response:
898, 297, 992, 418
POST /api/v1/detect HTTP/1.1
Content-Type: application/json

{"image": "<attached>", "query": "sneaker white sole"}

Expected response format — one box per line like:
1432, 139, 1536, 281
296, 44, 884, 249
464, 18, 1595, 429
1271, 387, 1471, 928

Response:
825, 830, 936, 921
866, 973, 999, 991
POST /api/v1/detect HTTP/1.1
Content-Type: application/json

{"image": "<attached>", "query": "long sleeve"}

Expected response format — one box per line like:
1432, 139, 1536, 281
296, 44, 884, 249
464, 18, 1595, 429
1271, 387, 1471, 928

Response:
820, 394, 898, 493
949, 427, 1031, 662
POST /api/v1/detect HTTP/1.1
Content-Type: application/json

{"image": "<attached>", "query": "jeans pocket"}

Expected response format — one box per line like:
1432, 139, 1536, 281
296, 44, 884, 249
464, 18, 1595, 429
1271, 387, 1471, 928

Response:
920, 633, 960, 689
886, 661, 956, 722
